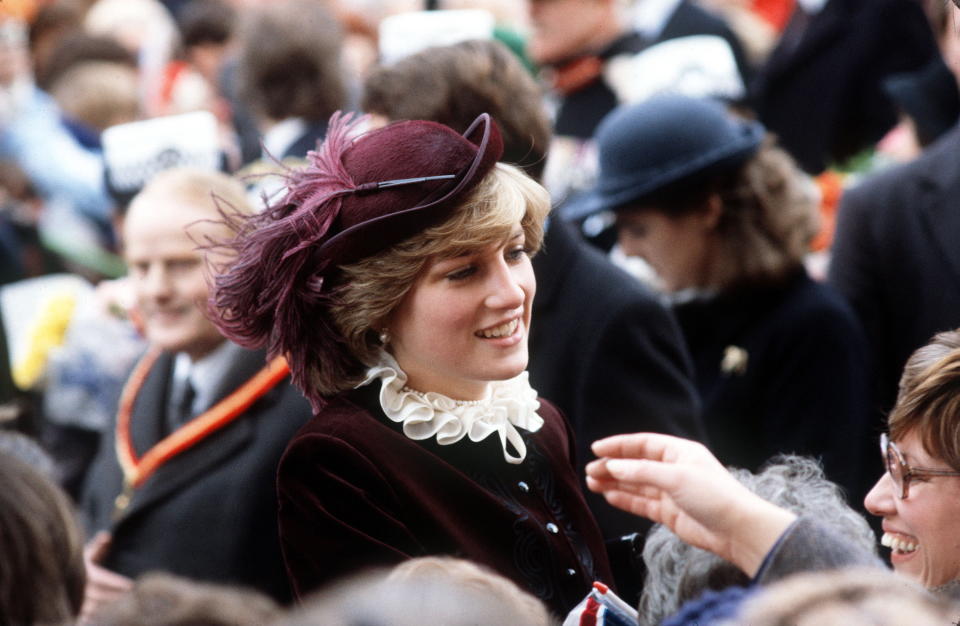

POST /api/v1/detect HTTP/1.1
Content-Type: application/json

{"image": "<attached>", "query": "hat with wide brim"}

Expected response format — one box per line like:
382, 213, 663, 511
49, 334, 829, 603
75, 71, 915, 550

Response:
568, 95, 764, 220
284, 111, 503, 268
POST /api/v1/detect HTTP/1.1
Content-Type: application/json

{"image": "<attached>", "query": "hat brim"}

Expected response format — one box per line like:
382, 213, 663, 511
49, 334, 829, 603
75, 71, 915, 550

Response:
568, 118, 764, 221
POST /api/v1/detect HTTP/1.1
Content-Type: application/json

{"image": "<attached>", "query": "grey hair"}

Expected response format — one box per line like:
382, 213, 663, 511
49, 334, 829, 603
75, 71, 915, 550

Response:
637, 455, 877, 626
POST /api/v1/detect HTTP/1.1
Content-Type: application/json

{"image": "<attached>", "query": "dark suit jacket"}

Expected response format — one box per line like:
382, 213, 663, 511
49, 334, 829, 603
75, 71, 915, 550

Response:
529, 220, 704, 537
751, 0, 936, 174
81, 345, 311, 602
277, 384, 613, 618
829, 125, 960, 417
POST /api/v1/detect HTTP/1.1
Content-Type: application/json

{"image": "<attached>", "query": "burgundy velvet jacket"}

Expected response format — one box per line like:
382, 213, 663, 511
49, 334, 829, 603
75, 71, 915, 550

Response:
276, 384, 614, 616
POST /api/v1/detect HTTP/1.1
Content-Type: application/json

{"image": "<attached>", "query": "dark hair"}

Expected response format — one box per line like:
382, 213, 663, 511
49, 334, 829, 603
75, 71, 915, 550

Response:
362, 39, 550, 181
177, 0, 236, 49
27, 0, 83, 52
236, 0, 346, 123
0, 451, 85, 626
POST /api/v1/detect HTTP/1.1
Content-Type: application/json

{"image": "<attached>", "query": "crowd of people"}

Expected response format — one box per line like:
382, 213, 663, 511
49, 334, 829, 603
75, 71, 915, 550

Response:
2, 0, 960, 624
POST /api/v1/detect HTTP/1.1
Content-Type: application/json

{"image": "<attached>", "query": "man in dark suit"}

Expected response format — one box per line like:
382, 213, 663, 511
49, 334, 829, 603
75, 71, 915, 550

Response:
829, 125, 960, 417
828, 0, 960, 418
80, 168, 311, 620
750, 0, 936, 174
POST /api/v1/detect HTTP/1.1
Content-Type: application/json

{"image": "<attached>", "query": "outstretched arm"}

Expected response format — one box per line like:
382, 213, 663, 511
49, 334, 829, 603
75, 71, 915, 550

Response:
586, 433, 796, 577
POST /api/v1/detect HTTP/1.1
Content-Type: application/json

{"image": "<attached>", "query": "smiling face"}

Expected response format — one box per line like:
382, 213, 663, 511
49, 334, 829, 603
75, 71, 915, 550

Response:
615, 206, 717, 292
864, 429, 960, 588
123, 190, 228, 361
386, 224, 535, 400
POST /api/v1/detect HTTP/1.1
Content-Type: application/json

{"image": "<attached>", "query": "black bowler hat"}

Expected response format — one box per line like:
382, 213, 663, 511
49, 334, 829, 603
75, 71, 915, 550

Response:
571, 95, 764, 218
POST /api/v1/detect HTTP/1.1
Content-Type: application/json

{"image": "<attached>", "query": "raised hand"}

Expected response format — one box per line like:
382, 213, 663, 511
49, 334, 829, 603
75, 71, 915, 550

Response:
586, 433, 796, 576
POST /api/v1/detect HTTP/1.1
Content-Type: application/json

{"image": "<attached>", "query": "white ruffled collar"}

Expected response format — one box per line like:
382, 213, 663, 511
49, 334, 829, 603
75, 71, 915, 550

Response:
360, 353, 543, 464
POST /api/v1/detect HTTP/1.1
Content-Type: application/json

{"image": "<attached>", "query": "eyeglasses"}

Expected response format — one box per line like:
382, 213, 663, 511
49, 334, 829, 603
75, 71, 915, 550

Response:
881, 433, 960, 499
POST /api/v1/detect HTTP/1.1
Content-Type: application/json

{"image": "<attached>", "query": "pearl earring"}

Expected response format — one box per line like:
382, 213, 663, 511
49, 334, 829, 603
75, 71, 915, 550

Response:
379, 328, 391, 345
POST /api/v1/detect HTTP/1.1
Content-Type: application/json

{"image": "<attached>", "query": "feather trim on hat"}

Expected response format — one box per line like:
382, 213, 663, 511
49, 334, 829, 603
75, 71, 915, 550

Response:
208, 112, 369, 412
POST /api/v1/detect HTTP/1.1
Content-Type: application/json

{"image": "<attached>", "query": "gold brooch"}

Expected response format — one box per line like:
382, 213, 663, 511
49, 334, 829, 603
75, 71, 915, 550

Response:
721, 345, 749, 376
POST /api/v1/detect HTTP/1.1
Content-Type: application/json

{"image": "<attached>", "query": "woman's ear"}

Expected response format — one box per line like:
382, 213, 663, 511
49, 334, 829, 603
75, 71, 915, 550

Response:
699, 193, 723, 230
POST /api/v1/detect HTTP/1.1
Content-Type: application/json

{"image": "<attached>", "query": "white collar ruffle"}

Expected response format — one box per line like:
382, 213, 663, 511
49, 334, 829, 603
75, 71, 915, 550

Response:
360, 353, 543, 464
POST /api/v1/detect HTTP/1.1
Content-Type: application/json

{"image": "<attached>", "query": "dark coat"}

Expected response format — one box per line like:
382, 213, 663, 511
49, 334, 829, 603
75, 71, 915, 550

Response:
750, 0, 936, 174
81, 346, 311, 602
276, 384, 614, 618
529, 220, 704, 537
672, 271, 873, 502
828, 125, 960, 417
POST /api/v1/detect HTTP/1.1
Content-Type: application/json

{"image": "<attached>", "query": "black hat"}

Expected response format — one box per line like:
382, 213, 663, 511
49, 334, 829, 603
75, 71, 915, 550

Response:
570, 95, 764, 219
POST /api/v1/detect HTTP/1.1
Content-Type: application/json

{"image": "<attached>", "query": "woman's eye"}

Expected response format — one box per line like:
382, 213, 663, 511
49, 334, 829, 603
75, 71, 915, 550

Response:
445, 266, 476, 281
505, 245, 530, 262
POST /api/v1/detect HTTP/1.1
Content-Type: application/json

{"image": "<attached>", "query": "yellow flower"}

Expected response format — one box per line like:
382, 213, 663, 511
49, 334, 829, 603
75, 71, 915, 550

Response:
12, 291, 77, 390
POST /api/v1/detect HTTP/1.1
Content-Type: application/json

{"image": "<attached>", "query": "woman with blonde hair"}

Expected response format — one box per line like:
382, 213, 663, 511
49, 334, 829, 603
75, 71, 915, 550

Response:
209, 113, 613, 616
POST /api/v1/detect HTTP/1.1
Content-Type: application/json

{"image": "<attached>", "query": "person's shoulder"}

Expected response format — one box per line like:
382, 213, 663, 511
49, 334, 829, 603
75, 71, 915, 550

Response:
287, 392, 371, 438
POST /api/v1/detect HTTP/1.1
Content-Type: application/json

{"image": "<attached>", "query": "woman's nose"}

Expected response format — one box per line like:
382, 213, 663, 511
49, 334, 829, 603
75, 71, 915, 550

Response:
864, 471, 897, 517
617, 230, 646, 259
485, 261, 526, 310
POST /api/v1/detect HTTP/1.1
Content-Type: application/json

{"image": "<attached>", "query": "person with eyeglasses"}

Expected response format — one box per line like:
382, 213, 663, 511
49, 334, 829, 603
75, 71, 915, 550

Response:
585, 329, 960, 605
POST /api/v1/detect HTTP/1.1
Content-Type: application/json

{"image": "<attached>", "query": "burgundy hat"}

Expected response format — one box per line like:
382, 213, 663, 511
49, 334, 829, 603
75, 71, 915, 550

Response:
276, 111, 503, 268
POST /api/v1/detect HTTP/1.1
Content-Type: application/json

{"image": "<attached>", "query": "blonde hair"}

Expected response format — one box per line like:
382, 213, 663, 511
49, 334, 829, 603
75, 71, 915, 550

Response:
387, 557, 554, 625
321, 162, 549, 395
50, 61, 139, 132
888, 329, 960, 471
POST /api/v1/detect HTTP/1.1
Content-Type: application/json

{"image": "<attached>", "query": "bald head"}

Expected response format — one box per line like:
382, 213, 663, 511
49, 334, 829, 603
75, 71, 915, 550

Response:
123, 168, 248, 360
